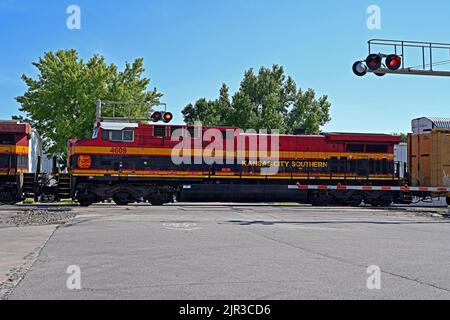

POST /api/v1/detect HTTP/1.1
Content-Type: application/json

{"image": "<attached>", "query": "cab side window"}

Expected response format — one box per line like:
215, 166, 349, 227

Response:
101, 130, 109, 141
123, 130, 134, 142
153, 126, 166, 138
101, 130, 134, 142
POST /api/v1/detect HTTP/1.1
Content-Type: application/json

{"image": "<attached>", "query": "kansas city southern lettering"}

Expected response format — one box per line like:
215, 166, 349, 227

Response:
241, 160, 328, 168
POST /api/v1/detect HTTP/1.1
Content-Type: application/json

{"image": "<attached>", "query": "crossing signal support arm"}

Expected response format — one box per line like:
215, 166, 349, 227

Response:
353, 39, 450, 78
366, 68, 450, 77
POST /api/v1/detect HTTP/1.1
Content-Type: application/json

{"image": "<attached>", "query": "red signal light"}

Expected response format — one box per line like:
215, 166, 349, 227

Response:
162, 112, 173, 123
385, 54, 402, 70
366, 54, 382, 70
151, 111, 162, 122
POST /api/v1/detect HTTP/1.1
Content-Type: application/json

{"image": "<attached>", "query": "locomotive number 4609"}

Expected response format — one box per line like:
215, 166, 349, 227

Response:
110, 147, 128, 154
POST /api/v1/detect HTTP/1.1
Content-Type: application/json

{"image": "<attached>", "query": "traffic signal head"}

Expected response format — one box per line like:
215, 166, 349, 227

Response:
366, 54, 382, 70
163, 112, 173, 123
352, 61, 367, 76
151, 111, 162, 122
385, 54, 402, 70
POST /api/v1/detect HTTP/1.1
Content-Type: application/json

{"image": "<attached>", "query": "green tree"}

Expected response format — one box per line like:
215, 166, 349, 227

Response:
16, 49, 162, 155
392, 133, 408, 143
182, 65, 331, 134
287, 89, 331, 134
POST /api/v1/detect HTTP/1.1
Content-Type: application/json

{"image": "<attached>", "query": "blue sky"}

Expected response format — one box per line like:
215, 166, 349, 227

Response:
0, 0, 449, 133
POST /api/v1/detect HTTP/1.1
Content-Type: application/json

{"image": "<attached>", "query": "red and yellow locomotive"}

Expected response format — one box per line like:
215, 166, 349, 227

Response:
0, 121, 31, 204
68, 120, 404, 206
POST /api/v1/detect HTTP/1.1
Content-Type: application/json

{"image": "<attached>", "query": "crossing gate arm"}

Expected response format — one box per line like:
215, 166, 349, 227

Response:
288, 184, 450, 194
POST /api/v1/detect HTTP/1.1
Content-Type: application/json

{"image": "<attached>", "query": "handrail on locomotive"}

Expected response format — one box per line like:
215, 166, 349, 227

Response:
95, 99, 167, 123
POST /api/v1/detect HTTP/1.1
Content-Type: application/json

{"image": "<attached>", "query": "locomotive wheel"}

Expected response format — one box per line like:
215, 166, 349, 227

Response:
309, 192, 331, 206
113, 199, 131, 206
368, 194, 393, 207
343, 198, 363, 207
377, 194, 393, 207
150, 201, 165, 206
146, 191, 172, 206
77, 192, 96, 207
78, 197, 92, 207
0, 190, 18, 205
337, 192, 363, 207
113, 192, 134, 206
349, 193, 364, 207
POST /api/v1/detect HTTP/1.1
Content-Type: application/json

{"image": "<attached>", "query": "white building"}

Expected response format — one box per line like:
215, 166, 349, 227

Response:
28, 130, 53, 173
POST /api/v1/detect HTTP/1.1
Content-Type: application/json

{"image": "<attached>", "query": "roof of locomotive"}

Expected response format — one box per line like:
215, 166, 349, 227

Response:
0, 120, 32, 134
95, 122, 400, 142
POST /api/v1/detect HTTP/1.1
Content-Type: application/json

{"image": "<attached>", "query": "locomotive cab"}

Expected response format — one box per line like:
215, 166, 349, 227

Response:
0, 121, 32, 204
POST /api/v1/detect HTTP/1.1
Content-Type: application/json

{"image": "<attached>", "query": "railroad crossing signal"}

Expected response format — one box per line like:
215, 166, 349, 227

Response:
353, 39, 450, 77
151, 111, 173, 123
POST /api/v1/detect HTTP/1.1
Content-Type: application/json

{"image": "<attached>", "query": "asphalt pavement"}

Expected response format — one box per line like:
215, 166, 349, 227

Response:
2, 203, 450, 299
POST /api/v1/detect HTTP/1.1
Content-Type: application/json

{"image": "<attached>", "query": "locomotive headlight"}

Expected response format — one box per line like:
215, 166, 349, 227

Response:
77, 155, 92, 169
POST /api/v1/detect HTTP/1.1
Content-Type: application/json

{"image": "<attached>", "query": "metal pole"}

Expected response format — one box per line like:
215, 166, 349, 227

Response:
35, 155, 41, 201
401, 41, 405, 69
7, 153, 11, 176
422, 47, 426, 70
429, 43, 433, 71
52, 156, 58, 174
96, 100, 102, 123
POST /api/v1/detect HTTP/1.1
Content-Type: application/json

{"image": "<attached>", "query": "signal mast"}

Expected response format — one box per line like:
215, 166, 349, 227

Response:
353, 39, 450, 77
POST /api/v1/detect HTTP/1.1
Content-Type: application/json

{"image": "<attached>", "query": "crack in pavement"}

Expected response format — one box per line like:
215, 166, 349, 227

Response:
247, 230, 450, 294
80, 278, 306, 292
0, 226, 59, 300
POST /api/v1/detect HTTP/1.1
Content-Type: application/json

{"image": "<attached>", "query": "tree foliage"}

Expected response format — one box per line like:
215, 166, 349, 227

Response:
392, 133, 408, 143
16, 49, 162, 155
182, 65, 331, 134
